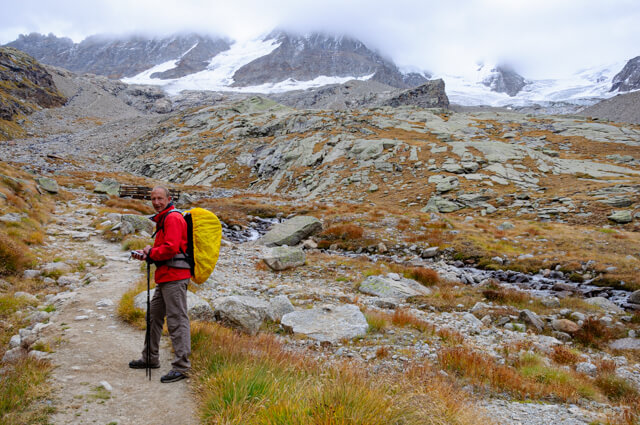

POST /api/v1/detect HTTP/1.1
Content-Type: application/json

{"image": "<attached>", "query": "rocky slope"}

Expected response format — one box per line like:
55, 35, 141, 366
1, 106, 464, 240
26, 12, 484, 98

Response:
0, 47, 66, 139
5, 32, 231, 78
611, 56, 640, 92
579, 90, 640, 124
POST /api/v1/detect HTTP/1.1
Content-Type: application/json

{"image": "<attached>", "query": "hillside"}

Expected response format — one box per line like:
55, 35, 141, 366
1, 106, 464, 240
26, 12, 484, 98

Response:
0, 47, 66, 139
1, 52, 640, 425
579, 90, 640, 124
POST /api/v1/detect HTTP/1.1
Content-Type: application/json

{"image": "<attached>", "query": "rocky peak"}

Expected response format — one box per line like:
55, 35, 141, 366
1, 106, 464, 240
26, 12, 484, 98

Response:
5, 32, 231, 79
231, 30, 429, 89
481, 65, 527, 96
610, 56, 640, 92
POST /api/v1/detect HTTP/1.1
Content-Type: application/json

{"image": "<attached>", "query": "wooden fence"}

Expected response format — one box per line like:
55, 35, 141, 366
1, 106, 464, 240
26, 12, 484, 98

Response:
118, 185, 181, 200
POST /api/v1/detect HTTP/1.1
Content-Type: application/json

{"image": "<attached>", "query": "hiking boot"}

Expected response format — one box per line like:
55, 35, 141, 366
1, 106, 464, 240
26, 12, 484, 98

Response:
160, 370, 188, 383
129, 359, 160, 369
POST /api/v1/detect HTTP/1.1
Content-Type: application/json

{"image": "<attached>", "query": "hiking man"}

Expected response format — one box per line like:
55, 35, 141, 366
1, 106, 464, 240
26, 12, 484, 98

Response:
129, 186, 191, 383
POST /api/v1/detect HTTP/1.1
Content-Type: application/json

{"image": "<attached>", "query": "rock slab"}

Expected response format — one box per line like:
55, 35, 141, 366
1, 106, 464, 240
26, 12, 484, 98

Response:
359, 273, 431, 300
280, 304, 368, 343
258, 216, 322, 247
263, 246, 306, 271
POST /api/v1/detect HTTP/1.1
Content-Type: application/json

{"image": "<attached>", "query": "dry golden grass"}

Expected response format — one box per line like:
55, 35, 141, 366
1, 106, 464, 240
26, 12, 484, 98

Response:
439, 347, 603, 403
104, 196, 154, 214
117, 273, 156, 329
190, 321, 486, 425
550, 345, 582, 366
0, 357, 53, 424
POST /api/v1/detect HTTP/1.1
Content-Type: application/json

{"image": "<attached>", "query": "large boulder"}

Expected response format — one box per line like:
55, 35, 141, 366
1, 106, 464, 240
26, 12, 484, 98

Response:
121, 214, 154, 235
212, 295, 272, 335
519, 309, 544, 332
134, 288, 213, 321
551, 319, 580, 334
629, 290, 640, 304
36, 177, 58, 194
608, 210, 633, 224
584, 297, 623, 313
421, 196, 462, 213
359, 273, 431, 300
280, 304, 368, 343
263, 246, 305, 271
94, 178, 120, 195
258, 216, 322, 247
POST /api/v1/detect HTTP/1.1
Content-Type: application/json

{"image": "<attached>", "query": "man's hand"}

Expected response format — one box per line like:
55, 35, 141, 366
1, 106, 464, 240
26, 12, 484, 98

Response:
131, 250, 146, 261
143, 245, 152, 256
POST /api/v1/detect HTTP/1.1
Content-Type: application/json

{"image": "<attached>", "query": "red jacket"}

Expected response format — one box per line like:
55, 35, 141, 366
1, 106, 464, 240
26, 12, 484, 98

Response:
149, 205, 191, 283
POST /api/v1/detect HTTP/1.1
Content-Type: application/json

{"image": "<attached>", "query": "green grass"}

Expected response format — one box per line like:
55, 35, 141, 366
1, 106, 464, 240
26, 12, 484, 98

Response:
0, 358, 53, 425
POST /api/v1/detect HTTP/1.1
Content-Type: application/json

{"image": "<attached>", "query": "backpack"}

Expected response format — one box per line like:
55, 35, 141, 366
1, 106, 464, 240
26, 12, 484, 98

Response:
182, 207, 222, 284
154, 207, 222, 284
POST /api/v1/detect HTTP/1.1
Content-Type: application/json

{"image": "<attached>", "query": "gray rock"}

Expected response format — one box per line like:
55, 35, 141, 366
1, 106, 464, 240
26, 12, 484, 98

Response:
93, 178, 120, 195
268, 295, 294, 322
2, 347, 25, 363
28, 350, 49, 361
213, 296, 272, 334
36, 177, 58, 194
576, 362, 598, 376
74, 315, 89, 321
541, 297, 560, 308
420, 247, 439, 258
629, 290, 640, 304
58, 275, 80, 286
152, 98, 173, 114
134, 288, 213, 321
70, 231, 91, 241
428, 175, 459, 193
280, 304, 368, 343
570, 311, 586, 322
585, 297, 623, 313
9, 334, 20, 348
498, 221, 515, 230
14, 291, 37, 302
121, 214, 154, 235
599, 197, 633, 208
96, 298, 114, 307
462, 312, 483, 328
258, 216, 322, 247
23, 269, 41, 279
552, 331, 572, 342
519, 309, 544, 332
263, 246, 305, 271
608, 210, 633, 224
359, 274, 431, 300
609, 338, 640, 350
421, 196, 462, 213
42, 262, 71, 274
0, 213, 26, 223
99, 380, 113, 392
27, 311, 50, 324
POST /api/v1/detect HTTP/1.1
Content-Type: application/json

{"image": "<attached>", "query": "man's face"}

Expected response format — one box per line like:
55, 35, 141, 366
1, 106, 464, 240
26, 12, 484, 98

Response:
150, 188, 171, 213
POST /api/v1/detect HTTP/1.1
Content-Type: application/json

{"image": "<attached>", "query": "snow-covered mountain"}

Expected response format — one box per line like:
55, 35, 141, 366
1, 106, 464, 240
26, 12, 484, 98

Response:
3, 31, 638, 108
439, 61, 628, 108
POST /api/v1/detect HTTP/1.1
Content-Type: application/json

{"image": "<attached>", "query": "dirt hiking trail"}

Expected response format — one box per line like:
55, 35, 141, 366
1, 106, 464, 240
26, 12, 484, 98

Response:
43, 199, 198, 425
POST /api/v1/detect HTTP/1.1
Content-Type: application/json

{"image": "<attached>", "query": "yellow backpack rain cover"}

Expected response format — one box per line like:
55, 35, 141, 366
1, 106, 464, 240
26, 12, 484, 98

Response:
183, 207, 222, 284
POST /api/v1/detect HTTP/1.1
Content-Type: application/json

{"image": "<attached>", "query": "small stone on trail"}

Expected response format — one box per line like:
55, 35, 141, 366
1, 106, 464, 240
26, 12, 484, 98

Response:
100, 381, 113, 391
74, 315, 89, 321
96, 298, 114, 307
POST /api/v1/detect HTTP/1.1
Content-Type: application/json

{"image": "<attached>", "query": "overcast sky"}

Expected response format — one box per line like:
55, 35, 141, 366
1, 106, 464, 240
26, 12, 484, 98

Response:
2, 0, 639, 78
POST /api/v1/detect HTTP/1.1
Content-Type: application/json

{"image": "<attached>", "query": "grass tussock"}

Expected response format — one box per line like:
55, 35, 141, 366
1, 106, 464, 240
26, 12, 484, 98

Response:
439, 347, 602, 403
0, 357, 53, 424
121, 236, 153, 252
574, 317, 622, 349
0, 229, 34, 276
117, 275, 156, 329
402, 266, 440, 286
190, 321, 484, 425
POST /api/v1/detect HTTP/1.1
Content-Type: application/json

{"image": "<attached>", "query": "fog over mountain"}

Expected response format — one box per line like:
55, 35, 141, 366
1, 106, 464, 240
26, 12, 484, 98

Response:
1, 0, 640, 79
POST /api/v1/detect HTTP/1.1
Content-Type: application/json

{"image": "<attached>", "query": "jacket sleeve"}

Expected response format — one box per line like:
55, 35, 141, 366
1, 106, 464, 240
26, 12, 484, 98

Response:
149, 213, 185, 262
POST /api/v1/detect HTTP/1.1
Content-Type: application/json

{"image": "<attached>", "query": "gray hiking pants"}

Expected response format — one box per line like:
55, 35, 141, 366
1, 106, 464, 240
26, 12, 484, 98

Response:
142, 278, 191, 373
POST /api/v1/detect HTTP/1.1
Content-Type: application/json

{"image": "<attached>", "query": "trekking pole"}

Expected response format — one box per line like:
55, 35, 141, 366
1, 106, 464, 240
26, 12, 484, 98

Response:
146, 261, 151, 381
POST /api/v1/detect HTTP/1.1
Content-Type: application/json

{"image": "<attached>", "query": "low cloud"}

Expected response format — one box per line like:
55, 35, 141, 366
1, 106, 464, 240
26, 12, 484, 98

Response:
1, 0, 639, 78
